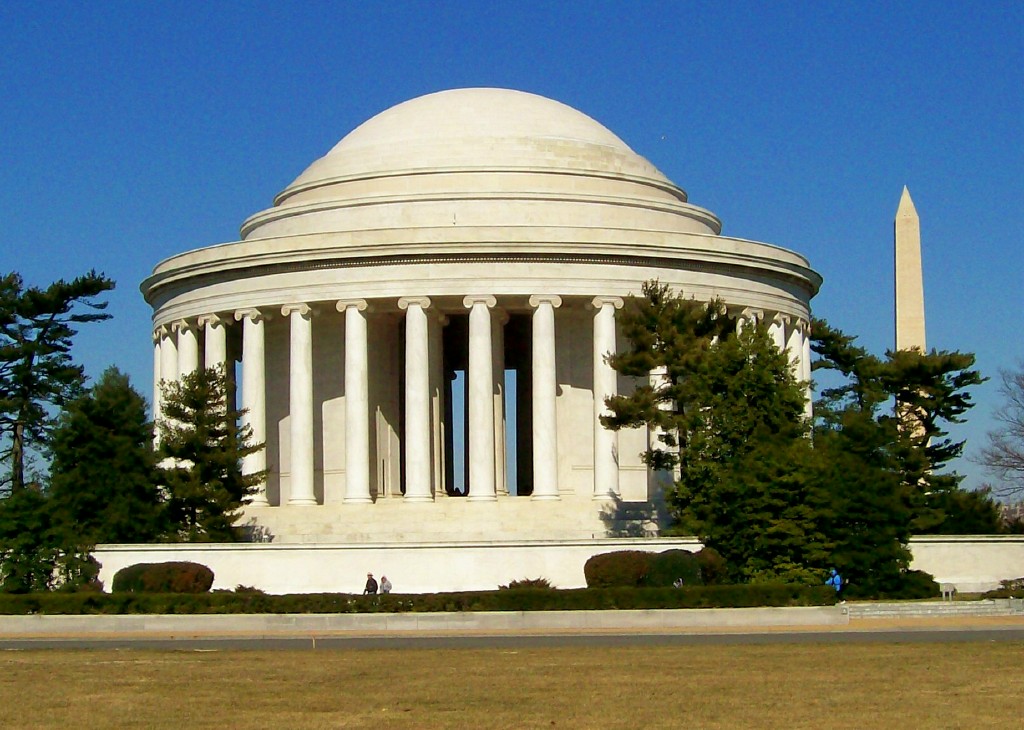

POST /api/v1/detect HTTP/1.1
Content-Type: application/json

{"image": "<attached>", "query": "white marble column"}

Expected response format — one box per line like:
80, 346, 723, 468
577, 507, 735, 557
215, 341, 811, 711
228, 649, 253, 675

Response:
492, 311, 508, 495
159, 324, 178, 392
235, 308, 268, 505
530, 295, 561, 500
801, 320, 813, 419
430, 314, 448, 497
175, 320, 200, 378
399, 297, 433, 502
464, 295, 497, 501
768, 313, 788, 351
786, 319, 804, 379
199, 314, 228, 371
152, 330, 163, 428
338, 299, 371, 503
736, 308, 762, 335
282, 304, 316, 506
647, 365, 676, 488
592, 296, 623, 499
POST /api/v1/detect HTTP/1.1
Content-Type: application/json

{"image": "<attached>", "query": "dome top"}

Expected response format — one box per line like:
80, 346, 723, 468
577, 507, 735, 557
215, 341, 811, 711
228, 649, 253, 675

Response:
331, 88, 633, 156
271, 88, 674, 206
241, 88, 715, 241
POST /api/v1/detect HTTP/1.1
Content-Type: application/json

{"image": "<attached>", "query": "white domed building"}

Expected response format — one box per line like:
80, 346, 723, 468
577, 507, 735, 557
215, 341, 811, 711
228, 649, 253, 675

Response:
126, 89, 822, 592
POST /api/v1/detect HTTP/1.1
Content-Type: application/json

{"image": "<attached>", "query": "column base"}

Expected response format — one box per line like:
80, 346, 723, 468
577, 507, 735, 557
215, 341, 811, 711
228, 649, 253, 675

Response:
467, 494, 497, 502
592, 492, 618, 501
531, 494, 561, 501
288, 498, 319, 506
403, 494, 434, 503
344, 496, 374, 504
247, 498, 270, 507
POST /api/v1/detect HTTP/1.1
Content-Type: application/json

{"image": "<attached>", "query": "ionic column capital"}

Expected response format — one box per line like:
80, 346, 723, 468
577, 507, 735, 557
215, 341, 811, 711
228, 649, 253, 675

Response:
398, 296, 432, 311
171, 319, 197, 334
197, 313, 226, 328
590, 296, 623, 310
463, 294, 497, 309
336, 298, 369, 313
529, 294, 563, 308
738, 307, 764, 324
281, 303, 313, 318
234, 307, 269, 324
770, 312, 791, 328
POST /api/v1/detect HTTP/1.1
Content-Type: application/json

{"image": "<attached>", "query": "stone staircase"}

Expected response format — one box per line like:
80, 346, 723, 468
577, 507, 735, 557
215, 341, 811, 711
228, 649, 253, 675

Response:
847, 599, 1023, 619
239, 495, 662, 544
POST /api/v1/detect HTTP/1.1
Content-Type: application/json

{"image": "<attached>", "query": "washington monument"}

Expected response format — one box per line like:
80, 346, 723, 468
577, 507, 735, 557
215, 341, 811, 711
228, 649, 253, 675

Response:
895, 186, 926, 352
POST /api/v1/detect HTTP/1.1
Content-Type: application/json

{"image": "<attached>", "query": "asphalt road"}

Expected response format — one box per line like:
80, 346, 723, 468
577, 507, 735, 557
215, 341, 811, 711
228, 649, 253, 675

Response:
2, 626, 1023, 651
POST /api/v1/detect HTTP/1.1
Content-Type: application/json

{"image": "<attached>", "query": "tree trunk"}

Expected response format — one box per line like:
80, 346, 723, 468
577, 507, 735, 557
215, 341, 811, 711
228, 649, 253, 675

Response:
11, 421, 24, 492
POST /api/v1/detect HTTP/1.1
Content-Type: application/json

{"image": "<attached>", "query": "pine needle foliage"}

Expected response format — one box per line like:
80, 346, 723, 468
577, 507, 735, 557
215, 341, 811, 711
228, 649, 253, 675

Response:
0, 271, 113, 492
48, 367, 165, 543
158, 365, 264, 541
811, 318, 988, 533
604, 281, 824, 582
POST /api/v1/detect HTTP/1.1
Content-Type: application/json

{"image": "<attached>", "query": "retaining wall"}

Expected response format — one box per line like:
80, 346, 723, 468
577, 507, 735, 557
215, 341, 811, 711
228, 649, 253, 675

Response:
91, 535, 1024, 595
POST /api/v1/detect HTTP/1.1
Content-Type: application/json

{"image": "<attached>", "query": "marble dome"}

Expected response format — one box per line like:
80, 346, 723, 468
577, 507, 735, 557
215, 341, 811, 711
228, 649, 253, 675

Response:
239, 87, 721, 241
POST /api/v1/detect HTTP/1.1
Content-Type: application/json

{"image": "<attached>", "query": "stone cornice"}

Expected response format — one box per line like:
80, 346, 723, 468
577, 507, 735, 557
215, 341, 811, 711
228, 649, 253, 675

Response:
142, 238, 822, 306
270, 164, 689, 209
242, 190, 721, 240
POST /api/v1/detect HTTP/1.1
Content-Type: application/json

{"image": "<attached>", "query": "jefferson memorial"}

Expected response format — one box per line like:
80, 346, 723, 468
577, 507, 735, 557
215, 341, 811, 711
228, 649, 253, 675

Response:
129, 88, 825, 589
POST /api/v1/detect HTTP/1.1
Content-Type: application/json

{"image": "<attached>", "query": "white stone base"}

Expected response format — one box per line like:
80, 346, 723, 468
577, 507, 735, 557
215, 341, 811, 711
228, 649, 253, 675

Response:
94, 538, 700, 595
908, 536, 1024, 593
91, 535, 1024, 596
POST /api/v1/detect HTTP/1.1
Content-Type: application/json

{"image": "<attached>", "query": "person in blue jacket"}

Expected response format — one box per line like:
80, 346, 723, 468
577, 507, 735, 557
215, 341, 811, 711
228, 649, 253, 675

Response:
826, 568, 843, 597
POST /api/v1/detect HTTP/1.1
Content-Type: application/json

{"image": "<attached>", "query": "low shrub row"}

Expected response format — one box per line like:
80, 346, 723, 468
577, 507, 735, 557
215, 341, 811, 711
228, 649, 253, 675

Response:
982, 577, 1024, 599
111, 562, 214, 593
0, 583, 836, 615
584, 548, 726, 588
841, 570, 940, 600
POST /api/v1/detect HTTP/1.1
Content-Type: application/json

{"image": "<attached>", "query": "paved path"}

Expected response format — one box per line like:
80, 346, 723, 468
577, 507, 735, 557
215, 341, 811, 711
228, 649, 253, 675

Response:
1, 614, 1021, 650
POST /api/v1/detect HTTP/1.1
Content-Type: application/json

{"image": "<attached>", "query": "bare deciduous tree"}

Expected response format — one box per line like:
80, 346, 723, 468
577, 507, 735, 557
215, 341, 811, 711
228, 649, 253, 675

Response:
978, 364, 1024, 499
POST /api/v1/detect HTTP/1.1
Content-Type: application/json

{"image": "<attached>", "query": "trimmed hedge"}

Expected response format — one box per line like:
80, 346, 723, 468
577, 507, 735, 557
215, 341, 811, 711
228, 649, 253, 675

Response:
842, 569, 941, 601
584, 550, 654, 588
0, 583, 836, 615
695, 547, 728, 585
111, 562, 214, 593
643, 550, 702, 587
585, 549, 719, 588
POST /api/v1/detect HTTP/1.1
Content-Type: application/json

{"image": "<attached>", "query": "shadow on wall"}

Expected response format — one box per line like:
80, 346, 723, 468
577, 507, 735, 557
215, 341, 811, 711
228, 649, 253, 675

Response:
599, 494, 671, 537
240, 518, 275, 543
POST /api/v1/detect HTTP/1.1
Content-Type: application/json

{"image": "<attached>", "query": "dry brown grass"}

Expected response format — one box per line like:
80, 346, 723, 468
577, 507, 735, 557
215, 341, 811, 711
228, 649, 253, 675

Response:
0, 642, 1019, 729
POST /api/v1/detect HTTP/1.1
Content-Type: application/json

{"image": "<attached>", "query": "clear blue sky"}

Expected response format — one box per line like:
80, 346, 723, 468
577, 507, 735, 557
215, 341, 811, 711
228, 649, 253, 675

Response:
2, 2, 1021, 490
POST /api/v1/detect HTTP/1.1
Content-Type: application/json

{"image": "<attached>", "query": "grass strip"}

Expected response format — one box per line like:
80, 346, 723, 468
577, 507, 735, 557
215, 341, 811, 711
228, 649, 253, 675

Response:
0, 642, 1018, 728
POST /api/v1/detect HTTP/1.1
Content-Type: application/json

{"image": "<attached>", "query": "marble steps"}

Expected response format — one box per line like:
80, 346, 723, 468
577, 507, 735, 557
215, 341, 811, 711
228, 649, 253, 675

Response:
240, 497, 654, 544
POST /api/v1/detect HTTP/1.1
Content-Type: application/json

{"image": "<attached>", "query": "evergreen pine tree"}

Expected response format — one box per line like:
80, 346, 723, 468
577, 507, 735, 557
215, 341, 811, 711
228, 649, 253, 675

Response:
0, 271, 114, 493
158, 365, 264, 541
48, 367, 165, 543
604, 281, 824, 581
811, 318, 986, 533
